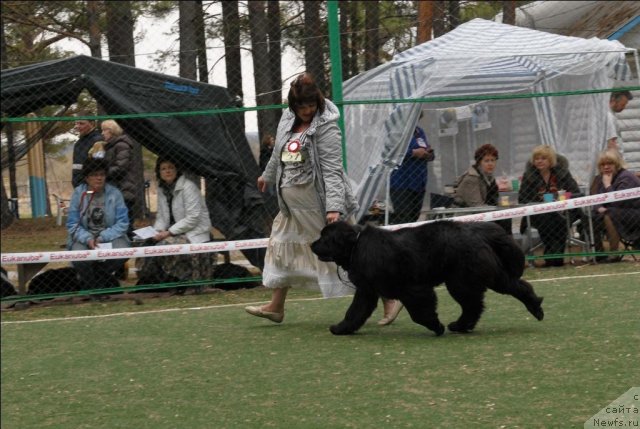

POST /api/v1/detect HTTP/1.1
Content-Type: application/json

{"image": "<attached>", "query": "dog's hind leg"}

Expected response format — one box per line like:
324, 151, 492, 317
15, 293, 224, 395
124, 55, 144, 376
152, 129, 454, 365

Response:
402, 289, 445, 336
445, 282, 485, 333
492, 278, 544, 321
330, 288, 378, 335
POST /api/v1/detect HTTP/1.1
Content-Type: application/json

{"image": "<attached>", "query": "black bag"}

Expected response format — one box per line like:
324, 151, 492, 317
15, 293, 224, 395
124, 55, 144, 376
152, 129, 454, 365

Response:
430, 193, 454, 209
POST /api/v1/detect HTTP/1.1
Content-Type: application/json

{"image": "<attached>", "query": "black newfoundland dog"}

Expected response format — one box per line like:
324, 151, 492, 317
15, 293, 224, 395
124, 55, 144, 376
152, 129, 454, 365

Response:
310, 221, 544, 336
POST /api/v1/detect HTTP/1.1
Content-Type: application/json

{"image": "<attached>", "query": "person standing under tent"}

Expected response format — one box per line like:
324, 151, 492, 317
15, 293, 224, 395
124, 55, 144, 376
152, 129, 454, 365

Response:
605, 90, 638, 179
99, 119, 141, 238
71, 113, 103, 188
606, 90, 633, 153
389, 112, 435, 226
245, 72, 358, 323
378, 113, 434, 326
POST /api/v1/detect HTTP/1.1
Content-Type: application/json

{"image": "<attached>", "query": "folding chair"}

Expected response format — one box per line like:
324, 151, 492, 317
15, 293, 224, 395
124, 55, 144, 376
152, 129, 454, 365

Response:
52, 194, 70, 226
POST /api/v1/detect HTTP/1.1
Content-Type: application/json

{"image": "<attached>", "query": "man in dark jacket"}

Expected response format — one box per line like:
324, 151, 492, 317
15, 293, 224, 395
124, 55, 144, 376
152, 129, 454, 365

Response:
390, 119, 435, 225
71, 114, 103, 187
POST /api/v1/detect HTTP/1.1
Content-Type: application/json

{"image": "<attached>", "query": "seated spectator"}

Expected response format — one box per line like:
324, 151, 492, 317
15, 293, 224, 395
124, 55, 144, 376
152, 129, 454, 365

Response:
138, 157, 216, 285
100, 119, 141, 237
518, 145, 582, 267
66, 158, 130, 290
590, 149, 640, 262
452, 143, 511, 234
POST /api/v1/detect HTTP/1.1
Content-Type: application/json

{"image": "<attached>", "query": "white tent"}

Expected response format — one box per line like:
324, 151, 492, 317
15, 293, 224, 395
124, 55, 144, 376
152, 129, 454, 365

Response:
343, 18, 636, 220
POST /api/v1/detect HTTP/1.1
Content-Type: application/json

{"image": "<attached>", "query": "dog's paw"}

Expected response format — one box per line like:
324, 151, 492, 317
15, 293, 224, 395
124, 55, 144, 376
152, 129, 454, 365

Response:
433, 322, 445, 336
447, 321, 473, 334
329, 323, 355, 336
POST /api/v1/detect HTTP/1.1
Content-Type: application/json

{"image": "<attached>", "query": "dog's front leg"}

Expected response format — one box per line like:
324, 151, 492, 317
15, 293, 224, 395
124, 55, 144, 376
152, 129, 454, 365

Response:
330, 288, 378, 335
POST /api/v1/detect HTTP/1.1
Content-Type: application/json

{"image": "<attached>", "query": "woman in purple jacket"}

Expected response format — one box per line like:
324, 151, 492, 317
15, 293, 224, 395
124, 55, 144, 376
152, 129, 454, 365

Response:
591, 149, 640, 262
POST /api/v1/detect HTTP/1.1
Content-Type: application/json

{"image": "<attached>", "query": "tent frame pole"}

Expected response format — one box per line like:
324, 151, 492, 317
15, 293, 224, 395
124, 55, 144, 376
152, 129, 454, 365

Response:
634, 49, 640, 85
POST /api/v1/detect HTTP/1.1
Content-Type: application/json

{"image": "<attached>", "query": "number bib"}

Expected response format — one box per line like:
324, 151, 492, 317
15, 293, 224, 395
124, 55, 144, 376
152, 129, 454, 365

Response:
281, 139, 304, 163
281, 151, 303, 163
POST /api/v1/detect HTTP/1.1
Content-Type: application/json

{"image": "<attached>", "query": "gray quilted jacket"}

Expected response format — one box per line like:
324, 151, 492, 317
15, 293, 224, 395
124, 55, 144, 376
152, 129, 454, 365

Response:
262, 99, 358, 218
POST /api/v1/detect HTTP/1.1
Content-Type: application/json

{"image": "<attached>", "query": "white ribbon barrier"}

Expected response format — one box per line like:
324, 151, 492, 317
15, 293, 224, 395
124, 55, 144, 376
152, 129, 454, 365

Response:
1, 237, 269, 265
382, 187, 640, 230
2, 188, 639, 264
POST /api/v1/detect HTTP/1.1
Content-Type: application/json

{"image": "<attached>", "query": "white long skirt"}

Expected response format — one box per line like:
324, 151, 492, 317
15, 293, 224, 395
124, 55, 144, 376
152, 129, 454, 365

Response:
261, 182, 353, 298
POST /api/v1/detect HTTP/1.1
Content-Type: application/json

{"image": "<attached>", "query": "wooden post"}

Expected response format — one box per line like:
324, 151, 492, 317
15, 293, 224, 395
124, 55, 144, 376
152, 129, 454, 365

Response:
24, 114, 47, 218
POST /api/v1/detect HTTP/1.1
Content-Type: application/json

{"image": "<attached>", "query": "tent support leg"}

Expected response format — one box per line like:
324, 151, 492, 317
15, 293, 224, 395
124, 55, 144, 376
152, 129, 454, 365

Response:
634, 49, 640, 85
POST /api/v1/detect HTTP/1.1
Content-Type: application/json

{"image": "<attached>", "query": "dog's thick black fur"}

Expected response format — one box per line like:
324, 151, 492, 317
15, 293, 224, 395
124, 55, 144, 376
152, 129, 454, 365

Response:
28, 267, 83, 295
1, 267, 17, 298
135, 263, 260, 294
213, 263, 261, 290
28, 267, 119, 295
310, 221, 544, 336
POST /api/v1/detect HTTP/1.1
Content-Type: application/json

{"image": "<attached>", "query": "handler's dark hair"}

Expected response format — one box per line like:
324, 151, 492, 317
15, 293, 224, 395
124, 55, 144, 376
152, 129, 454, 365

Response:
288, 72, 326, 115
81, 157, 109, 179
474, 144, 499, 166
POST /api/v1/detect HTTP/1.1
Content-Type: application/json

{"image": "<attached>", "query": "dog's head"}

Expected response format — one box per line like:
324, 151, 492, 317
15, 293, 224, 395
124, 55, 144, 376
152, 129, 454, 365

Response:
311, 221, 362, 269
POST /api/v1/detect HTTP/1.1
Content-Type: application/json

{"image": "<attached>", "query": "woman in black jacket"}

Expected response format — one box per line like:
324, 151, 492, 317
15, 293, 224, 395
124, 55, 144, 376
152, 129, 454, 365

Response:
100, 119, 142, 237
518, 145, 581, 267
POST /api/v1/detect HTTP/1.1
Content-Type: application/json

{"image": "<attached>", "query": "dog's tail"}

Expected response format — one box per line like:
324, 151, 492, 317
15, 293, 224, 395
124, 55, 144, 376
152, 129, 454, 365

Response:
516, 279, 544, 321
481, 226, 526, 279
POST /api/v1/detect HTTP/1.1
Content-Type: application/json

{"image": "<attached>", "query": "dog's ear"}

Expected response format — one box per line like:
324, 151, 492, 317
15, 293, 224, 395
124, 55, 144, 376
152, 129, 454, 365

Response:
342, 224, 362, 248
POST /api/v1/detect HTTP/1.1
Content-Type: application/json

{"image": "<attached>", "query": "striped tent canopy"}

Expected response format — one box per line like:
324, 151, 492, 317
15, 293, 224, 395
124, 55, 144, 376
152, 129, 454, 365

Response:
343, 18, 635, 221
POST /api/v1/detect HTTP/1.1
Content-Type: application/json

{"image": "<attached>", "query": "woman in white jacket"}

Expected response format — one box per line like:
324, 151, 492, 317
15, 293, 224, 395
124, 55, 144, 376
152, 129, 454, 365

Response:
138, 157, 215, 284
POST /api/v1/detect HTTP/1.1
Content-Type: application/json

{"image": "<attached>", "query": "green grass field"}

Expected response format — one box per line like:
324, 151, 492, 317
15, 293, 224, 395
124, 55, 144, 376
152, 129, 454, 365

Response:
2, 263, 639, 429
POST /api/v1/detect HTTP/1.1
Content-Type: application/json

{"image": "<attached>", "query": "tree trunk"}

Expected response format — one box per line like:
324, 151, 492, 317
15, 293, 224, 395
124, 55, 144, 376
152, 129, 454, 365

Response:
195, 1, 208, 83
222, 0, 245, 131
1, 11, 18, 218
267, 0, 282, 128
86, 0, 102, 58
503, 1, 516, 25
105, 1, 135, 66
104, 1, 145, 218
448, 1, 460, 31
432, 1, 446, 39
349, 1, 359, 77
339, 1, 350, 81
364, 0, 379, 71
417, 0, 432, 43
86, 0, 106, 116
248, 1, 277, 141
303, 1, 327, 94
179, 1, 198, 80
